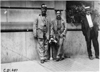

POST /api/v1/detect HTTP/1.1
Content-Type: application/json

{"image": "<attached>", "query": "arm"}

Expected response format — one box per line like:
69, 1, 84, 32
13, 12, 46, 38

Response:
33, 18, 38, 38
63, 21, 67, 35
61, 20, 67, 37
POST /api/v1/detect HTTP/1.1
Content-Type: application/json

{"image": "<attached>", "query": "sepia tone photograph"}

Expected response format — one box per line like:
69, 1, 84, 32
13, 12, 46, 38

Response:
0, 0, 100, 72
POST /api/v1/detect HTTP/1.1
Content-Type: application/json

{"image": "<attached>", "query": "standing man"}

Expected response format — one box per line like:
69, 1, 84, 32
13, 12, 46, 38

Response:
81, 7, 99, 60
91, 9, 100, 59
51, 10, 67, 61
33, 4, 51, 63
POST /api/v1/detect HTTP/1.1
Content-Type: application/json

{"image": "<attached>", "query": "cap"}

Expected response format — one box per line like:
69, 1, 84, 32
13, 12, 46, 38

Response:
41, 4, 47, 8
84, 6, 91, 12
55, 10, 62, 14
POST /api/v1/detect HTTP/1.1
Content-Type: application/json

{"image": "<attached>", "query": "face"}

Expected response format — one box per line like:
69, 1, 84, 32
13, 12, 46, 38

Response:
56, 11, 61, 20
86, 11, 90, 15
41, 5, 47, 16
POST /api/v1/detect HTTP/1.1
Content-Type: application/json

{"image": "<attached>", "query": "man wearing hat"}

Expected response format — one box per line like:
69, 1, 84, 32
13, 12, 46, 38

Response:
51, 10, 67, 61
33, 4, 51, 63
81, 6, 99, 60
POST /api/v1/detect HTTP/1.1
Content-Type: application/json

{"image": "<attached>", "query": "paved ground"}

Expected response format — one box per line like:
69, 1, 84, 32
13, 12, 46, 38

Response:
1, 55, 99, 72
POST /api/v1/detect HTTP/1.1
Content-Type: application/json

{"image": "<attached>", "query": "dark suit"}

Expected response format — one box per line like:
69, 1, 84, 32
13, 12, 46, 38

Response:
81, 12, 99, 57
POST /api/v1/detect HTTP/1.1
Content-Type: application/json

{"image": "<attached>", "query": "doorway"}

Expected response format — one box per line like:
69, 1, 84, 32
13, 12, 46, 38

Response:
66, 1, 93, 24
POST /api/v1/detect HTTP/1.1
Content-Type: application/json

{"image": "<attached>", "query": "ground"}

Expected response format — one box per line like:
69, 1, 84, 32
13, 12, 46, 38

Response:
1, 55, 99, 72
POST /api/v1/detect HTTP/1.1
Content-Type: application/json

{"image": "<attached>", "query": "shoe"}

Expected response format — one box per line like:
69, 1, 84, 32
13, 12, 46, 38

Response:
46, 58, 50, 61
62, 57, 65, 60
45, 58, 49, 61
53, 58, 56, 60
96, 56, 99, 59
40, 60, 45, 63
62, 55, 70, 58
46, 57, 50, 60
60, 57, 65, 61
56, 58, 60, 61
89, 56, 94, 60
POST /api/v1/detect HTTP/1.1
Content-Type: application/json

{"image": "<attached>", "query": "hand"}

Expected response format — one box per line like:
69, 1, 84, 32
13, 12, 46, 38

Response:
34, 36, 38, 40
34, 35, 38, 40
60, 33, 65, 37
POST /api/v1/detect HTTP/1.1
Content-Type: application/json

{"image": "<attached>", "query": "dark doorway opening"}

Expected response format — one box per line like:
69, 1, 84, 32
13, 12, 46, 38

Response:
66, 1, 93, 24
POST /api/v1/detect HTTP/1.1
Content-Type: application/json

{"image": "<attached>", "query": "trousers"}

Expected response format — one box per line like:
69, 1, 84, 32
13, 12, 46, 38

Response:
82, 25, 99, 57
36, 38, 48, 60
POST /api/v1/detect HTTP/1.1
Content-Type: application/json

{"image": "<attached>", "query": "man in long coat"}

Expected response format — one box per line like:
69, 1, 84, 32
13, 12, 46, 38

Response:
33, 4, 51, 63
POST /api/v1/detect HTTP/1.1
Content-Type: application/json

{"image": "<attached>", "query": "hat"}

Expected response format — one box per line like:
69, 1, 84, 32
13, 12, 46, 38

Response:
41, 4, 47, 8
55, 10, 62, 14
84, 6, 90, 9
84, 6, 91, 12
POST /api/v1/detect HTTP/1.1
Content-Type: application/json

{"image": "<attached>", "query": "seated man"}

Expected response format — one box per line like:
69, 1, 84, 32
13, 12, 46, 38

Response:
51, 10, 67, 61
